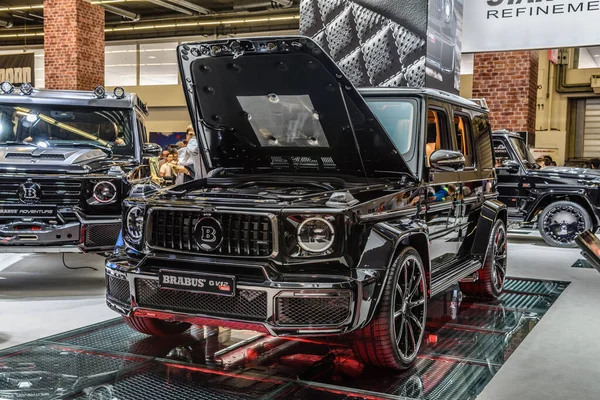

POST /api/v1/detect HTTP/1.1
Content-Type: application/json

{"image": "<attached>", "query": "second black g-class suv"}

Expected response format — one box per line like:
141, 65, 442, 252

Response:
494, 130, 600, 247
105, 36, 507, 370
0, 85, 162, 253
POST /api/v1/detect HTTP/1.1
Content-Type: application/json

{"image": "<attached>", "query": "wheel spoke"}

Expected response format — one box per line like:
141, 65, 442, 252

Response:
408, 312, 423, 333
408, 273, 422, 300
403, 260, 409, 291
394, 309, 403, 320
396, 316, 406, 345
410, 298, 425, 308
396, 283, 403, 299
407, 319, 416, 354
403, 319, 410, 355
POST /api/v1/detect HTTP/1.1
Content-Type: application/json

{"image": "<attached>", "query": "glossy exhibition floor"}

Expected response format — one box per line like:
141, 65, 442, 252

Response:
0, 234, 598, 400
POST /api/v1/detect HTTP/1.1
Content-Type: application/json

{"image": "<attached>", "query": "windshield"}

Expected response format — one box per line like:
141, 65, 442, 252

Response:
365, 99, 416, 156
0, 105, 135, 154
511, 137, 538, 169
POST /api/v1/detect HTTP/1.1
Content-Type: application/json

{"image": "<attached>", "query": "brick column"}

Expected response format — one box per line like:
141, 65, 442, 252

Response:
44, 0, 105, 90
472, 51, 539, 135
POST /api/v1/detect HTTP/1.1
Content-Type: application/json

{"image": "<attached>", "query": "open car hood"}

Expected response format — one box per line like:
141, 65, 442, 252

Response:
177, 36, 414, 180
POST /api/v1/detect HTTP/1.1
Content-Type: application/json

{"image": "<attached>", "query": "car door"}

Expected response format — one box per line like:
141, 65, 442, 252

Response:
456, 111, 495, 257
493, 137, 525, 212
424, 103, 462, 270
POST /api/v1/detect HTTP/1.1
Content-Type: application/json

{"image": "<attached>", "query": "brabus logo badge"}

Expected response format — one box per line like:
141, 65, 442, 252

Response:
193, 217, 223, 252
17, 179, 41, 204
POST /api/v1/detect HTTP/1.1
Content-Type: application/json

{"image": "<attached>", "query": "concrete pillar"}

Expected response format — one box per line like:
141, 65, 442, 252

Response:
44, 0, 105, 90
472, 51, 539, 135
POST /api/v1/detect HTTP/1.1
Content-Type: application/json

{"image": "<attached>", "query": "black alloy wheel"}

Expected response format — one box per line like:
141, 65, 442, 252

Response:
460, 219, 507, 299
539, 201, 592, 248
352, 247, 427, 370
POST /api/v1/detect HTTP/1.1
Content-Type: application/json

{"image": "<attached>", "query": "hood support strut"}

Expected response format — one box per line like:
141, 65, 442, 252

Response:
338, 84, 369, 185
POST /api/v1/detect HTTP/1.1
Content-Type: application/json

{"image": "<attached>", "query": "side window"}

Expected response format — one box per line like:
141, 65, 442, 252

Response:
454, 114, 474, 167
493, 139, 514, 166
426, 108, 451, 165
472, 114, 494, 171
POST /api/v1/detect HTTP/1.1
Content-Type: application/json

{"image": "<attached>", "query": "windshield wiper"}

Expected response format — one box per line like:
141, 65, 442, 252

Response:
52, 142, 112, 153
3, 141, 38, 147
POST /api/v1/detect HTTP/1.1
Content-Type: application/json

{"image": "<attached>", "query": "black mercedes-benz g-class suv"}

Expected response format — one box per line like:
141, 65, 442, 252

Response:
105, 36, 507, 370
0, 84, 162, 253
494, 130, 600, 248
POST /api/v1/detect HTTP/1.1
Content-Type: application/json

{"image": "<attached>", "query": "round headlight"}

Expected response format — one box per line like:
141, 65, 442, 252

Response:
93, 181, 117, 203
297, 217, 335, 253
125, 206, 144, 242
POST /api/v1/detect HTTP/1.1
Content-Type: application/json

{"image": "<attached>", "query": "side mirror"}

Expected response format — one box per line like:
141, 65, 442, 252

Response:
501, 159, 520, 172
142, 142, 162, 157
430, 150, 465, 172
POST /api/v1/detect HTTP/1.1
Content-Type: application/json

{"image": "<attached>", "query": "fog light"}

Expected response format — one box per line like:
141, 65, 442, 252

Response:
20, 82, 33, 95
93, 86, 106, 99
113, 86, 125, 99
1, 81, 14, 94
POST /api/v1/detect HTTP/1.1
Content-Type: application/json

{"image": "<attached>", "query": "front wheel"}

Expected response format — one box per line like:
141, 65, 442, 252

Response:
351, 247, 427, 370
123, 315, 191, 337
538, 201, 592, 248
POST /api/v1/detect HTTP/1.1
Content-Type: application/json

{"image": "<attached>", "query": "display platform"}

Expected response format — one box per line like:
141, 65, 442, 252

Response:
0, 277, 568, 400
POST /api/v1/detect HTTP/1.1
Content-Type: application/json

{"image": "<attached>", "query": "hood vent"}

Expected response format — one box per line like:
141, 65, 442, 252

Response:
6, 153, 66, 160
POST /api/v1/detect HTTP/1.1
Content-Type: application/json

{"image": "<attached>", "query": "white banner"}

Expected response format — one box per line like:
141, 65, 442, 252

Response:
463, 0, 600, 52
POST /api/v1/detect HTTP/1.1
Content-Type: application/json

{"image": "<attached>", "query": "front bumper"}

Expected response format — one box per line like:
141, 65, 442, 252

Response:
105, 254, 381, 337
0, 216, 121, 253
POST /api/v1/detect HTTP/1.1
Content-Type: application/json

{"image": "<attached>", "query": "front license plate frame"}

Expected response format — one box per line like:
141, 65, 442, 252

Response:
158, 269, 236, 297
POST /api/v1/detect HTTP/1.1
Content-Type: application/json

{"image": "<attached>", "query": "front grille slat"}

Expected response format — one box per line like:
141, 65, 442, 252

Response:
149, 209, 274, 258
136, 278, 267, 320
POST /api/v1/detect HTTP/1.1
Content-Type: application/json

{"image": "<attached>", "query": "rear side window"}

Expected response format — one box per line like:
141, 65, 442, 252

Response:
454, 114, 474, 167
472, 114, 494, 170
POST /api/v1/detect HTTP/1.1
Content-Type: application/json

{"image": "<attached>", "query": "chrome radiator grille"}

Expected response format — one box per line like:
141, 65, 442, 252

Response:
0, 179, 82, 205
135, 278, 268, 321
148, 209, 275, 257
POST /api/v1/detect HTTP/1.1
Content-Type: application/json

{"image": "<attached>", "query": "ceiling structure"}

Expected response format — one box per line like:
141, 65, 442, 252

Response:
0, 0, 300, 46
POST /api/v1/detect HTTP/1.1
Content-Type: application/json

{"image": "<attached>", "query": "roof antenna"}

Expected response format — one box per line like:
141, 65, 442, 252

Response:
338, 83, 369, 185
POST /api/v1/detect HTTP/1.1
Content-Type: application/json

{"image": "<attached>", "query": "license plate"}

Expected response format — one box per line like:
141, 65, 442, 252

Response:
158, 270, 235, 296
0, 205, 56, 218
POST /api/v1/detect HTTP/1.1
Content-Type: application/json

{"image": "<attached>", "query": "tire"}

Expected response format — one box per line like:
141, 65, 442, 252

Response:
460, 219, 507, 299
351, 247, 427, 370
123, 315, 191, 337
538, 201, 593, 248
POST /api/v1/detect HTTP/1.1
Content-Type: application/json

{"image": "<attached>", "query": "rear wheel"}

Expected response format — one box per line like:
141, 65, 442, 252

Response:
460, 219, 507, 299
538, 201, 592, 248
123, 315, 191, 337
351, 247, 427, 370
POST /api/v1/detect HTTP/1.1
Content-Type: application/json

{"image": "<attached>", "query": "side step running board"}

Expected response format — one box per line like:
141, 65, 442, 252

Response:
430, 259, 482, 297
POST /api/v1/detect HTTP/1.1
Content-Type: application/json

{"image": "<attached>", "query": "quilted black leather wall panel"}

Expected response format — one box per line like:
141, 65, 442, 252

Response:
300, 0, 427, 88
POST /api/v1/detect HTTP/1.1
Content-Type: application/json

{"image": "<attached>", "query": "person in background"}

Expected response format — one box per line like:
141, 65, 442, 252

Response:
590, 158, 600, 169
550, 161, 557, 167
177, 125, 206, 181
543, 155, 553, 165
158, 150, 170, 167
536, 157, 550, 168
159, 152, 176, 183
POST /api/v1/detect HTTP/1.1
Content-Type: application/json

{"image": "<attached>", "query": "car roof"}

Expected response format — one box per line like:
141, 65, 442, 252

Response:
0, 88, 142, 110
357, 87, 486, 111
492, 129, 523, 139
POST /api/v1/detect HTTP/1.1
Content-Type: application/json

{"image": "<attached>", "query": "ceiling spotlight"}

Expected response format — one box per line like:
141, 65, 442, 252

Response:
20, 82, 33, 95
113, 87, 126, 99
1, 81, 14, 94
94, 86, 106, 99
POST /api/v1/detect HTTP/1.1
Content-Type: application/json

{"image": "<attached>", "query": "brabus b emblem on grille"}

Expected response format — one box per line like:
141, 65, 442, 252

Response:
17, 179, 41, 204
193, 217, 223, 252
